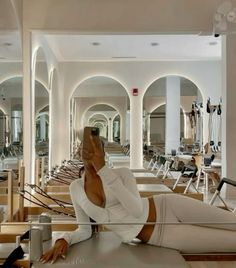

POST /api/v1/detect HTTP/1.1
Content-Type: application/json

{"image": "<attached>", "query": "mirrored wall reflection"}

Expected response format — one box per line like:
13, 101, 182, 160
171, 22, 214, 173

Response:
143, 77, 166, 153
35, 105, 49, 148
34, 48, 49, 168
86, 104, 118, 141
180, 78, 203, 153
113, 114, 120, 143
143, 76, 203, 155
0, 77, 23, 161
70, 76, 129, 157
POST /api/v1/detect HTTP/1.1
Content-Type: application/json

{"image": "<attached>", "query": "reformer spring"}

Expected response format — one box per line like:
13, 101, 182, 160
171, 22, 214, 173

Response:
19, 189, 75, 218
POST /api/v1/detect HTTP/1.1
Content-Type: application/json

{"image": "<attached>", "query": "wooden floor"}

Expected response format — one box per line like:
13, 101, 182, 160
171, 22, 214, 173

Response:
188, 261, 236, 268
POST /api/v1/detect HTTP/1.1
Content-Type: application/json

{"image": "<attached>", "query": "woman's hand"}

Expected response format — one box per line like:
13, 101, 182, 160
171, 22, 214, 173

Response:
40, 238, 68, 264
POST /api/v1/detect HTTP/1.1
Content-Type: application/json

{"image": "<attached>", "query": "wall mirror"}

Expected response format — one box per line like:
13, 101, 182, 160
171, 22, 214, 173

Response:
143, 76, 203, 155
34, 48, 49, 173
0, 51, 22, 170
0, 77, 23, 161
70, 76, 129, 157
0, 0, 22, 220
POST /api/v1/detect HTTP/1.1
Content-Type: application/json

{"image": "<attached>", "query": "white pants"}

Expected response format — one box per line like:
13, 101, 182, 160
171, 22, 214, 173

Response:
147, 194, 236, 253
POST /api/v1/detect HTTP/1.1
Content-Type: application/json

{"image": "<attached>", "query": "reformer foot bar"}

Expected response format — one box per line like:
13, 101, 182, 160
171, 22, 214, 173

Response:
209, 177, 236, 211
173, 164, 198, 194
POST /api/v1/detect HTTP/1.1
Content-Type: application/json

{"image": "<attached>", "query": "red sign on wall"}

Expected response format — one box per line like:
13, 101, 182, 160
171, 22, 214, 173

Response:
132, 88, 138, 96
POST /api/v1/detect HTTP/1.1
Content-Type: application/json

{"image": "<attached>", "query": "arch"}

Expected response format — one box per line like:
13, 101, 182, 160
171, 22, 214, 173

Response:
0, 74, 22, 85
0, 106, 7, 115
35, 104, 49, 116
82, 103, 121, 127
83, 102, 120, 118
49, 68, 59, 92
38, 80, 49, 93
87, 112, 109, 123
71, 76, 128, 146
34, 79, 49, 95
143, 73, 204, 101
0, 75, 48, 93
32, 46, 50, 89
149, 103, 187, 142
70, 74, 130, 100
111, 112, 120, 124
150, 102, 166, 114
150, 102, 186, 115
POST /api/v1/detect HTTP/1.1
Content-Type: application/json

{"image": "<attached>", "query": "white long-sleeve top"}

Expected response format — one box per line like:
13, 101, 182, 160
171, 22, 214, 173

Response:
61, 166, 149, 246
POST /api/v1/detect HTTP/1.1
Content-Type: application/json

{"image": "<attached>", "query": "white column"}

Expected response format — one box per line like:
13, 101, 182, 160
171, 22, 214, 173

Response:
22, 31, 33, 183
51, 91, 61, 166
146, 114, 151, 146
130, 95, 143, 169
125, 111, 130, 143
50, 72, 69, 166
165, 76, 180, 154
40, 114, 46, 141
108, 118, 113, 142
120, 111, 126, 145
223, 35, 236, 198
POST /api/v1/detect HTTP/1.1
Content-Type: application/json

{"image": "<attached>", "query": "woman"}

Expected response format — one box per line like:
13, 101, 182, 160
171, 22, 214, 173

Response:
40, 133, 236, 264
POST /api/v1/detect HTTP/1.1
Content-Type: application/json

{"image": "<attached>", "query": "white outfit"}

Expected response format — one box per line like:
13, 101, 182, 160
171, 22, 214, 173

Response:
148, 194, 236, 253
62, 166, 149, 245
61, 165, 236, 253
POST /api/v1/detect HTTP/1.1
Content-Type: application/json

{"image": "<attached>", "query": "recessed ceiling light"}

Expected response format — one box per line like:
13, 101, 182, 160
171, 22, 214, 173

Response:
91, 42, 100, 46
151, 42, 159, 46
3, 42, 12, 47
209, 41, 218, 46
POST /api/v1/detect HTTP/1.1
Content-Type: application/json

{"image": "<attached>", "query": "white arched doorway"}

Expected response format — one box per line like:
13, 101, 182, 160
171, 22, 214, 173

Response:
70, 76, 129, 156
143, 75, 203, 154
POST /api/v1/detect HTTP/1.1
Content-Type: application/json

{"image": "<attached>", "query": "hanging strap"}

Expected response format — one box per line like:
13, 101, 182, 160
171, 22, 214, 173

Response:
0, 230, 30, 268
206, 98, 211, 113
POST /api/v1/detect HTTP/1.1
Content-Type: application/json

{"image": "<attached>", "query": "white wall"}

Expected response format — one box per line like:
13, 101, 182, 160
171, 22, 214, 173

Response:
60, 61, 221, 158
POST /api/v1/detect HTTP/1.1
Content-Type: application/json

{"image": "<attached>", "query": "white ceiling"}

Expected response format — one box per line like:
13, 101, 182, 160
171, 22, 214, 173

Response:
45, 34, 222, 62
0, 33, 222, 62
0, 32, 22, 62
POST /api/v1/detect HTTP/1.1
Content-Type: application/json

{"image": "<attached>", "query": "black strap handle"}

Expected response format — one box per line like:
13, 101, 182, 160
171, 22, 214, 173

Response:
0, 230, 30, 268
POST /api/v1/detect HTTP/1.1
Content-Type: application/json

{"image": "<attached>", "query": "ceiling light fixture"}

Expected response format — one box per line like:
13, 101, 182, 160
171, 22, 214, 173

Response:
151, 42, 159, 46
3, 42, 12, 47
209, 41, 218, 46
91, 42, 100, 46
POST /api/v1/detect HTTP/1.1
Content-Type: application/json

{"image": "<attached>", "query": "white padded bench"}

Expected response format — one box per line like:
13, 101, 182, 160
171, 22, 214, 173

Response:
32, 232, 189, 268
137, 184, 172, 197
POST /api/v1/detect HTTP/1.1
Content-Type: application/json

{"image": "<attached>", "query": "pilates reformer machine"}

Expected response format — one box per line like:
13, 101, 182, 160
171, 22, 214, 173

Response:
206, 98, 222, 154
105, 143, 131, 168
2, 158, 236, 267
0, 159, 79, 267
142, 154, 207, 201
209, 177, 236, 211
